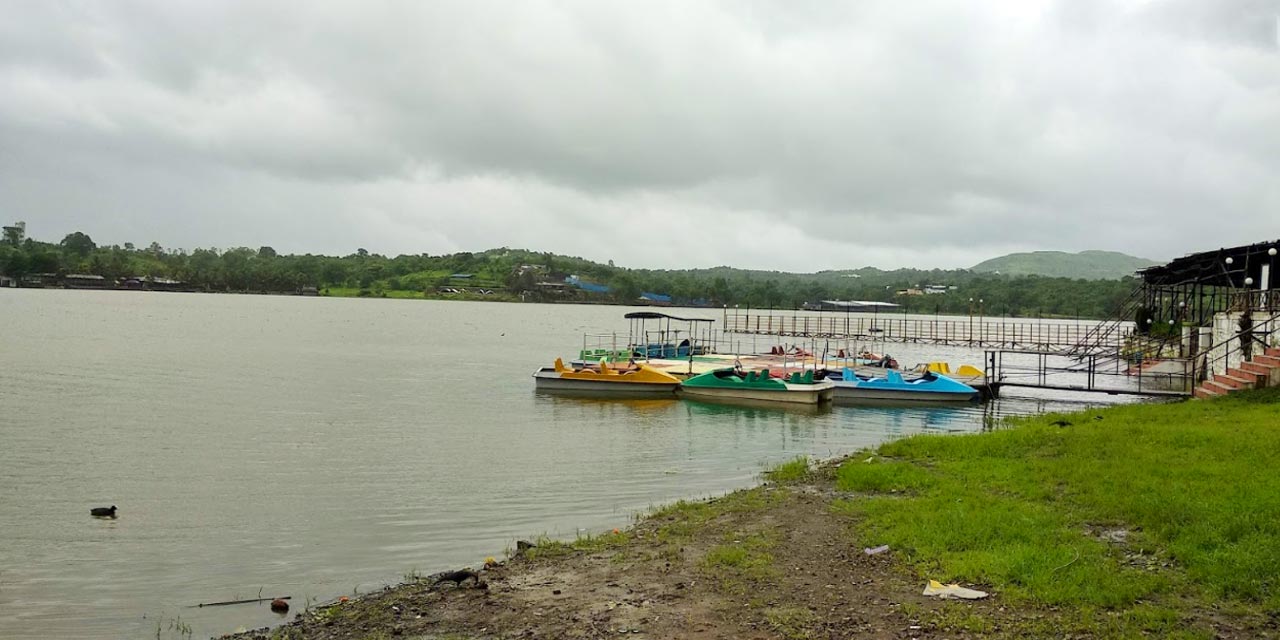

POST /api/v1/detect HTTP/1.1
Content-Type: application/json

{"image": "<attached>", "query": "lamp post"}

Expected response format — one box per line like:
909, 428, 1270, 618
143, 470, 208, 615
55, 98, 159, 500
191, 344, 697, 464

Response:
978, 298, 985, 344
1267, 247, 1278, 310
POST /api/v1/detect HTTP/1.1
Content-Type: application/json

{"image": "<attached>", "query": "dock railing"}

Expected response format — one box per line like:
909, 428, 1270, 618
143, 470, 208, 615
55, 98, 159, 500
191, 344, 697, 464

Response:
722, 312, 1128, 352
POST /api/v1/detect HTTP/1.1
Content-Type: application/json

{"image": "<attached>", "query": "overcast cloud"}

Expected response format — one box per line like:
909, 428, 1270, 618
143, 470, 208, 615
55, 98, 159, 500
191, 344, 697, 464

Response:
1, 0, 1277, 270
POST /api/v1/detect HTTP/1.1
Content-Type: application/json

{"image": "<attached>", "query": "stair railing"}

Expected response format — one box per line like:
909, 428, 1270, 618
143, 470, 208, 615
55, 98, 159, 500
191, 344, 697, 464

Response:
1193, 309, 1280, 387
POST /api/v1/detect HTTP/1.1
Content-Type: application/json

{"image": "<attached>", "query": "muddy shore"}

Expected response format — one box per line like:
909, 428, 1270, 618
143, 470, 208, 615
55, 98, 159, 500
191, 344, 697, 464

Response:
218, 462, 1075, 640
222, 390, 1280, 640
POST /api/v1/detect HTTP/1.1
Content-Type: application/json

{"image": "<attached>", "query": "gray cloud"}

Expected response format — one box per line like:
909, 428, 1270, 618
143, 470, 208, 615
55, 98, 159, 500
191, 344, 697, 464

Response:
1, 0, 1277, 271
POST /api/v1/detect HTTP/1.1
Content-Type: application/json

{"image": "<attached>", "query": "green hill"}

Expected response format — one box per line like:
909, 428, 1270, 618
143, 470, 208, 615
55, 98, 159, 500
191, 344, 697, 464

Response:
0, 230, 1142, 318
970, 250, 1158, 280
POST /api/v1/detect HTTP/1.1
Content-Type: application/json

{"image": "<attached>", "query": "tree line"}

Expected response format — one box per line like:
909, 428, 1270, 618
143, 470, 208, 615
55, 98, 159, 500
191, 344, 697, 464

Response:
0, 228, 1138, 319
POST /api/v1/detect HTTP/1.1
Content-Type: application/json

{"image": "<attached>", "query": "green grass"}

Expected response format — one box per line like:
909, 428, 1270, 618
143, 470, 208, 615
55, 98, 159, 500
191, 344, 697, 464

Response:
764, 457, 812, 483
522, 530, 630, 560
834, 386, 1280, 618
702, 530, 778, 583
836, 455, 936, 493
763, 606, 819, 639
648, 486, 788, 542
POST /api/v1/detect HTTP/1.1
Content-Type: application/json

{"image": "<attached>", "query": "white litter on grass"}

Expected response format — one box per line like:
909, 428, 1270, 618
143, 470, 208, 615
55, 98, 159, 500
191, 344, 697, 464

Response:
922, 579, 989, 600
863, 545, 890, 555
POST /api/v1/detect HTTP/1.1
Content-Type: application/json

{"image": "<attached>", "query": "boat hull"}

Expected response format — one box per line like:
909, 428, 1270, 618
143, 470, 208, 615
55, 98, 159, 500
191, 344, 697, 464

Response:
832, 385, 978, 404
678, 384, 834, 405
532, 368, 680, 396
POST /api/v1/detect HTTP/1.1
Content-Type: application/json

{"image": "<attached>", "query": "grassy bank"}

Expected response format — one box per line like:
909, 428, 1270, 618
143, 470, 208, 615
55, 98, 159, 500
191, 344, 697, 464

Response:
231, 389, 1279, 640
838, 386, 1280, 635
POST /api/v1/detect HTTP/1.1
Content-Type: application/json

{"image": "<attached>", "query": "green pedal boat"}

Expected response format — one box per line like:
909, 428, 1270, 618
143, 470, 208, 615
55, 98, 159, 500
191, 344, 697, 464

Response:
679, 368, 835, 405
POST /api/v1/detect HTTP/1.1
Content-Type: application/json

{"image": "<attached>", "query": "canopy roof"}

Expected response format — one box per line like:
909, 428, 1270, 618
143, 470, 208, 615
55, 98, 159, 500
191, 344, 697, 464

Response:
624, 311, 715, 323
1139, 239, 1280, 288
816, 300, 901, 309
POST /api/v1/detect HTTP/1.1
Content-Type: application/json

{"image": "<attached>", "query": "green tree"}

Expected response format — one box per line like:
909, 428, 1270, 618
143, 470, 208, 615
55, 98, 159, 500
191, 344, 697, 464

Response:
60, 232, 96, 257
0, 245, 29, 276
612, 273, 641, 302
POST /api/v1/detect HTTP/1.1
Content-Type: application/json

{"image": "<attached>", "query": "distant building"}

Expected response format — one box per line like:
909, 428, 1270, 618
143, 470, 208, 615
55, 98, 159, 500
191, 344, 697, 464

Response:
64, 274, 108, 289
0, 275, 16, 288
924, 285, 948, 295
2, 221, 25, 245
534, 282, 572, 295
564, 275, 610, 294
804, 300, 901, 312
22, 273, 58, 287
639, 292, 673, 305
896, 288, 924, 296
122, 276, 188, 292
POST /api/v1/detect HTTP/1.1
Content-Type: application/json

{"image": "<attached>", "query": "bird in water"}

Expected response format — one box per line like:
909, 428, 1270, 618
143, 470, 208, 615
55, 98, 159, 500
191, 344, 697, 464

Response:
91, 505, 117, 518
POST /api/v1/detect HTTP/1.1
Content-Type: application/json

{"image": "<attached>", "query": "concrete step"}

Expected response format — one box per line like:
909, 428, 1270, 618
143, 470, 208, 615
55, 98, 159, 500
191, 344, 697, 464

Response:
1226, 367, 1264, 384
1202, 380, 1235, 395
1212, 374, 1254, 390
1194, 386, 1222, 399
1255, 355, 1280, 367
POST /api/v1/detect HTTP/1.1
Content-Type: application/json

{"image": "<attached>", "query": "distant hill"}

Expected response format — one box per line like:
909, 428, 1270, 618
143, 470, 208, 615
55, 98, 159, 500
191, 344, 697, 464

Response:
970, 250, 1157, 280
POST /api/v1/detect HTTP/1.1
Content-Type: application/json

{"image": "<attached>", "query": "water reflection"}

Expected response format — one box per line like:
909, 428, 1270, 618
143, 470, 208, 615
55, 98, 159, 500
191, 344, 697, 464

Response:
680, 397, 835, 417
535, 393, 680, 416
844, 404, 977, 434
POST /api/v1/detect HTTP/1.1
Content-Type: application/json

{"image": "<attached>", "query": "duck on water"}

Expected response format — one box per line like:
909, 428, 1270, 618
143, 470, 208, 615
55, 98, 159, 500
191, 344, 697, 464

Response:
90, 505, 117, 518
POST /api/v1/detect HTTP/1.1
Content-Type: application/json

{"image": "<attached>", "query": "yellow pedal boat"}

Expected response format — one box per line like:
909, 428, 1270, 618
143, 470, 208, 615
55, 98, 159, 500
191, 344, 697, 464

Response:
533, 358, 682, 396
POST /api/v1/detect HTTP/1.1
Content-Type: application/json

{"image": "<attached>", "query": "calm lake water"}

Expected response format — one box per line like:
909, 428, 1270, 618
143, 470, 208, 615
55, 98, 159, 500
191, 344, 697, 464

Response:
0, 290, 1125, 639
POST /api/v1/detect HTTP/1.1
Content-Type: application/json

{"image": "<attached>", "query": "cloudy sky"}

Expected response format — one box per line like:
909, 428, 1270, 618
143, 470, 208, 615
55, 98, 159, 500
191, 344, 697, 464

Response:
1, 1, 1277, 271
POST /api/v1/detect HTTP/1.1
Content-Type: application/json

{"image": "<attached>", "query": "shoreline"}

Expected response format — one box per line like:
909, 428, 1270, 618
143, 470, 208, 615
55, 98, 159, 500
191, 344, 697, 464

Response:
222, 459, 948, 640
0, 287, 1110, 322
222, 388, 1280, 639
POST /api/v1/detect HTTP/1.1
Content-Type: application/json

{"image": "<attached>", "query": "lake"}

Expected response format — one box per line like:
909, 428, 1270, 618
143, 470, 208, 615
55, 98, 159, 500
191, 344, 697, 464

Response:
0, 290, 1121, 639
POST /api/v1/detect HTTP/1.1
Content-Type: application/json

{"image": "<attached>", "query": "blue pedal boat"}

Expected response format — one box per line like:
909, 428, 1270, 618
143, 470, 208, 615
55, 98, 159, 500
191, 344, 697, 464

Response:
829, 367, 979, 404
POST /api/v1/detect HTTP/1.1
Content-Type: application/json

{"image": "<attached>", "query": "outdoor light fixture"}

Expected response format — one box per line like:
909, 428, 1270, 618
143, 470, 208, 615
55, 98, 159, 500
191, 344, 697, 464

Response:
1271, 248, 1278, 256
1226, 257, 1234, 265
1245, 277, 1254, 286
